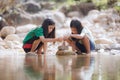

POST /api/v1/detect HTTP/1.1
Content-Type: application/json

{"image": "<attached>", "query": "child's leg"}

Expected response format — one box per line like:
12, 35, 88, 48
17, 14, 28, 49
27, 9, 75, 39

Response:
30, 39, 41, 52
37, 42, 47, 55
81, 35, 90, 54
37, 45, 43, 54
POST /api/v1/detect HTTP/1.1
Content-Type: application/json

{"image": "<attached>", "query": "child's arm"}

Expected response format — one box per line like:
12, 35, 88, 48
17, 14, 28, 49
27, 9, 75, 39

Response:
39, 36, 63, 42
70, 33, 85, 39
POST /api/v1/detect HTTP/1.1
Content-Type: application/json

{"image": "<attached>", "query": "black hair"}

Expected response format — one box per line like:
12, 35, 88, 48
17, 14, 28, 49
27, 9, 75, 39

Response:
42, 18, 55, 38
70, 19, 83, 34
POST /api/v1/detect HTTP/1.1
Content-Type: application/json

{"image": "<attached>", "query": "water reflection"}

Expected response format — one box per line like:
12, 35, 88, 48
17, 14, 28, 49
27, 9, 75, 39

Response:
0, 53, 120, 80
24, 54, 95, 80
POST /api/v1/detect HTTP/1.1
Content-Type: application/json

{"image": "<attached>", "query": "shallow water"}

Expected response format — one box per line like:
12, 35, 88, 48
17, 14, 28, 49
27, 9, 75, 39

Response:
0, 53, 120, 80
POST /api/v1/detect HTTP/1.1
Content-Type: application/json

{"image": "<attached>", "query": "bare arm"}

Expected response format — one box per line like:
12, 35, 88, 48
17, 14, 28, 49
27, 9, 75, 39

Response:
70, 34, 85, 39
39, 36, 62, 43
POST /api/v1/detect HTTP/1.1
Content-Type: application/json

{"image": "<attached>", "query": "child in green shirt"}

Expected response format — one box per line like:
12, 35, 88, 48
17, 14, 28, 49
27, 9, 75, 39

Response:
23, 18, 62, 55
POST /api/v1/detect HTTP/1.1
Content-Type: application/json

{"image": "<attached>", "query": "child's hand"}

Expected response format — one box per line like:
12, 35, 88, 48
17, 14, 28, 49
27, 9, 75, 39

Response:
57, 37, 63, 42
63, 35, 70, 41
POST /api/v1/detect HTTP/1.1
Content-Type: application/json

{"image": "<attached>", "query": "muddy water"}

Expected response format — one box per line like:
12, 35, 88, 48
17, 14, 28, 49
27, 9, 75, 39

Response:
0, 53, 120, 80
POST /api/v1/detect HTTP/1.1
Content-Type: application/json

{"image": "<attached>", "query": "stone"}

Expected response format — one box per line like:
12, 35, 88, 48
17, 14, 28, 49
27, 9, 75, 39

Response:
53, 11, 66, 27
4, 34, 21, 42
95, 38, 113, 44
16, 24, 37, 33
0, 26, 15, 38
67, 11, 83, 18
22, 1, 41, 13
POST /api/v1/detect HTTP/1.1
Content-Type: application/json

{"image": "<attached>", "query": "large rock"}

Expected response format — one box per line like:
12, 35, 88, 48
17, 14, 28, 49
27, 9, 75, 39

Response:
67, 11, 83, 18
40, 2, 55, 10
0, 16, 8, 30
0, 26, 15, 38
4, 12, 32, 26
3, 40, 22, 49
95, 38, 113, 44
4, 34, 21, 42
22, 1, 41, 13
30, 13, 45, 25
16, 24, 37, 34
53, 11, 66, 28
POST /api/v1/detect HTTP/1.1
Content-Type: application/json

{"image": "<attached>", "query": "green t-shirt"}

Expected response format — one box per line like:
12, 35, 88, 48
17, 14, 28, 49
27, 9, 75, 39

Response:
23, 27, 43, 44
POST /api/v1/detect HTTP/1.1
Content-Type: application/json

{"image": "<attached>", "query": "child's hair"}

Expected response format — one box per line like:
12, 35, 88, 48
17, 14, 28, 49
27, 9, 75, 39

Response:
70, 19, 83, 34
42, 18, 55, 38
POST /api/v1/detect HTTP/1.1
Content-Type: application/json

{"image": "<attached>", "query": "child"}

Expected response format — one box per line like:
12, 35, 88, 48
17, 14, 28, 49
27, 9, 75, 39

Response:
64, 19, 95, 54
23, 18, 62, 54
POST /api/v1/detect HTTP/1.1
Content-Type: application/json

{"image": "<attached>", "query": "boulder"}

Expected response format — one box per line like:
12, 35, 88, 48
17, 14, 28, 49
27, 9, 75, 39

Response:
16, 24, 37, 33
56, 44, 76, 55
22, 1, 41, 13
0, 26, 15, 38
95, 38, 113, 44
40, 2, 55, 10
4, 12, 32, 26
0, 16, 8, 30
53, 11, 66, 28
67, 11, 83, 18
4, 34, 21, 42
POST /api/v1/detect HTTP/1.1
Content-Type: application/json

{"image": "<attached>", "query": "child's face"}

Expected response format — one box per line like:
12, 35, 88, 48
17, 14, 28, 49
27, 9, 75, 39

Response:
71, 27, 78, 34
48, 25, 55, 33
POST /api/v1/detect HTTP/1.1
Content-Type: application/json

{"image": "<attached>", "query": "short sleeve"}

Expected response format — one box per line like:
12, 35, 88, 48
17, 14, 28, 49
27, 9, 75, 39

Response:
35, 27, 44, 37
80, 28, 86, 37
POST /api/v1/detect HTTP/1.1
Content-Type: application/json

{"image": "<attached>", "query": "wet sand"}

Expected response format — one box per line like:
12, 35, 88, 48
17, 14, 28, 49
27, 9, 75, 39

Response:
0, 50, 120, 80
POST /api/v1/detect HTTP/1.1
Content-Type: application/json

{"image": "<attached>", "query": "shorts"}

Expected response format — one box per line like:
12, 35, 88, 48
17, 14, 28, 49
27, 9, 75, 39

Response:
75, 40, 95, 53
23, 36, 43, 53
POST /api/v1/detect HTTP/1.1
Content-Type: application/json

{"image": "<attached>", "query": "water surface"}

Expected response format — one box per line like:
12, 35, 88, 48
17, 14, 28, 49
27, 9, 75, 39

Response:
0, 53, 120, 80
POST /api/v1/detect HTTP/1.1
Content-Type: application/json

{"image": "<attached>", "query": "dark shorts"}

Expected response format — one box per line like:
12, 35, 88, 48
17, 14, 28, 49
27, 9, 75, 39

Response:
76, 40, 95, 53
23, 36, 43, 53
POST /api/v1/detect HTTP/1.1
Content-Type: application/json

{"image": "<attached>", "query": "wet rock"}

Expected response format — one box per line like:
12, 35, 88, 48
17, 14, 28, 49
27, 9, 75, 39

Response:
56, 44, 75, 55
110, 49, 120, 55
0, 26, 15, 38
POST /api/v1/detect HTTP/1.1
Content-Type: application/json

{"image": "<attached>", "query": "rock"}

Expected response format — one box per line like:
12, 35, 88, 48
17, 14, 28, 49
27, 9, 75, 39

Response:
0, 26, 15, 38
31, 13, 45, 25
67, 11, 83, 18
110, 49, 120, 55
16, 24, 37, 33
78, 2, 97, 16
95, 38, 113, 44
63, 18, 71, 28
56, 50, 76, 55
95, 44, 111, 50
22, 1, 41, 13
4, 34, 21, 42
53, 11, 66, 28
4, 12, 32, 26
56, 44, 76, 55
0, 16, 8, 30
40, 2, 55, 10
59, 5, 68, 15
